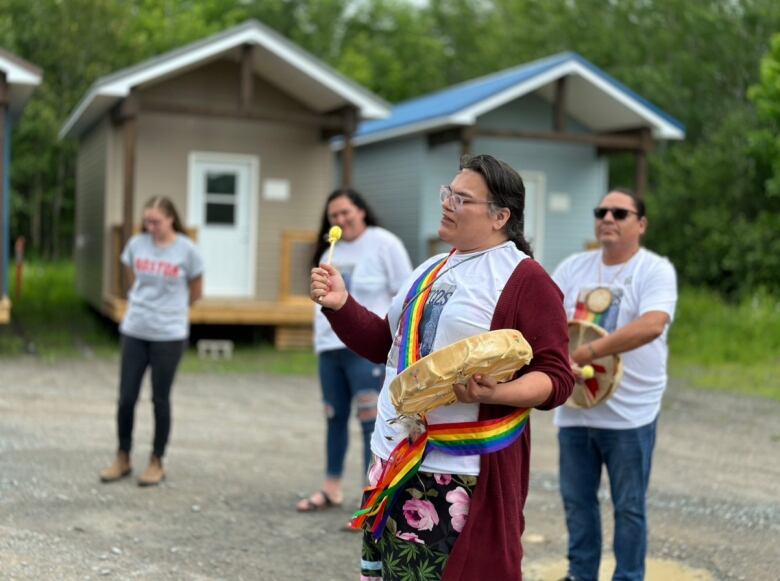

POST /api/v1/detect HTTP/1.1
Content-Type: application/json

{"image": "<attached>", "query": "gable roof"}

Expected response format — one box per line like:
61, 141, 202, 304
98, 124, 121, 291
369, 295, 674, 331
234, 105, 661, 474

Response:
352, 52, 685, 146
0, 48, 43, 118
59, 19, 390, 139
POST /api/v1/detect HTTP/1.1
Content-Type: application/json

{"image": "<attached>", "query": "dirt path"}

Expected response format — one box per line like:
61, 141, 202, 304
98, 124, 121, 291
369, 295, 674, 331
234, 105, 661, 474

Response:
1, 358, 778, 580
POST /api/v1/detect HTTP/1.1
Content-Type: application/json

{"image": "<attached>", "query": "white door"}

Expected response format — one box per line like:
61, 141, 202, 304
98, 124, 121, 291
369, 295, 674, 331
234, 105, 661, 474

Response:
520, 172, 546, 262
188, 153, 258, 297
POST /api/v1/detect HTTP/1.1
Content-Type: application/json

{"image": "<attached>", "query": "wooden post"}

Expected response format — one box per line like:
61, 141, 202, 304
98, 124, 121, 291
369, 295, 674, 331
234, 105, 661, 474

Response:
0, 73, 8, 301
634, 128, 652, 199
341, 107, 357, 188
240, 43, 254, 114
554, 76, 567, 132
118, 94, 139, 295
460, 126, 474, 157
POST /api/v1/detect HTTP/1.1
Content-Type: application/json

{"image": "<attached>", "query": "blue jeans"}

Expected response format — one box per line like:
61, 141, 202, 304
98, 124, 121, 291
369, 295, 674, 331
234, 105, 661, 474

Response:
559, 419, 657, 581
318, 349, 384, 479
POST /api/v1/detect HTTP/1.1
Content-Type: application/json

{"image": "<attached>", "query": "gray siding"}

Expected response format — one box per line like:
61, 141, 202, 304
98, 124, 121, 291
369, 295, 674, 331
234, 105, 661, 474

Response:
74, 119, 109, 309
350, 137, 426, 264
422, 141, 463, 257
475, 96, 608, 270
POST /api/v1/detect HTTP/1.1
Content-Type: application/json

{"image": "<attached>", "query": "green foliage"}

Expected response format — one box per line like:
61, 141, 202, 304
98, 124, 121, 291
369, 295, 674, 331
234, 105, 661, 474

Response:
749, 32, 780, 198
0, 261, 318, 373
1, 0, 780, 295
1, 261, 117, 358
670, 287, 780, 400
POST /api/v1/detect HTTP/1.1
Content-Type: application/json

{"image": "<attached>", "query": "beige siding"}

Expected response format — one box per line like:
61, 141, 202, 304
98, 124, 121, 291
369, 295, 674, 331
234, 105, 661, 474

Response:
91, 57, 334, 303
75, 119, 109, 309
139, 59, 313, 116
134, 112, 331, 301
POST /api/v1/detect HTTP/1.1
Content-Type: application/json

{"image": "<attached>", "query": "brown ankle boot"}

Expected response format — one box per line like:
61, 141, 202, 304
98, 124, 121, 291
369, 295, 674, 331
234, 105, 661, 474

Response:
138, 454, 165, 487
99, 451, 132, 482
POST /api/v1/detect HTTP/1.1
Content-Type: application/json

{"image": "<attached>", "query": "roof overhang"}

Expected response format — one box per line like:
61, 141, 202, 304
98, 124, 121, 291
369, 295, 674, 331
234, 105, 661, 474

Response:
348, 55, 684, 148
0, 49, 43, 118
60, 20, 390, 139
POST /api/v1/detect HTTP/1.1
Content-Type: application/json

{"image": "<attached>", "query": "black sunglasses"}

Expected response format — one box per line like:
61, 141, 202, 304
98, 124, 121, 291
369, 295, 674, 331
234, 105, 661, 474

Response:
593, 207, 640, 220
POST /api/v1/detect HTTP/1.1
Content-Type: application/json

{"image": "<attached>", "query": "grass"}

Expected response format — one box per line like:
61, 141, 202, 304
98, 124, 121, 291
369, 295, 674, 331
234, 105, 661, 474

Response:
179, 345, 317, 375
1, 261, 317, 375
669, 287, 780, 400
3, 262, 780, 396
1, 261, 118, 359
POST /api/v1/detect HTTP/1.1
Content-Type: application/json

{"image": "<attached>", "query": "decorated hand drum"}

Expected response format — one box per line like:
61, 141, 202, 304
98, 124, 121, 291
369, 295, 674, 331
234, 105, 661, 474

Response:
566, 320, 623, 409
389, 329, 533, 416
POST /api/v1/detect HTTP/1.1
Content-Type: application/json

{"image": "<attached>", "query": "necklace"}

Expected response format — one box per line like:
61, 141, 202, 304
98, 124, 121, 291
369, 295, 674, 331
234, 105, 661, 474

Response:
585, 249, 639, 314
395, 243, 510, 333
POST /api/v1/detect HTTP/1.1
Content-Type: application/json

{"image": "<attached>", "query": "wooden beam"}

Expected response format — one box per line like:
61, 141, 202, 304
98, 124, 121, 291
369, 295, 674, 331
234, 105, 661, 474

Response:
460, 126, 475, 157
474, 127, 644, 150
427, 127, 462, 148
341, 107, 357, 188
554, 76, 567, 132
240, 43, 254, 114
634, 127, 652, 199
120, 94, 138, 295
0, 73, 8, 301
143, 99, 342, 130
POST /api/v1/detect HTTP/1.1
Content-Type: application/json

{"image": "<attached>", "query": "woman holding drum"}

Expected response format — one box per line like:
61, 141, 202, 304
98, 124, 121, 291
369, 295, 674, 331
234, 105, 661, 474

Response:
310, 154, 574, 580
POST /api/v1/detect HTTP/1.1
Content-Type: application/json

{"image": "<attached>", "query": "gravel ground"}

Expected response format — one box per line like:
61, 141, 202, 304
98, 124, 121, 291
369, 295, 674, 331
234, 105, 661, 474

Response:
0, 357, 778, 580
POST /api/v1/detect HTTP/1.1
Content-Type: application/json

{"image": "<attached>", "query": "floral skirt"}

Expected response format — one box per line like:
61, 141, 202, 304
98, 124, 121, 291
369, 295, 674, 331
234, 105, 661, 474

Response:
359, 456, 477, 581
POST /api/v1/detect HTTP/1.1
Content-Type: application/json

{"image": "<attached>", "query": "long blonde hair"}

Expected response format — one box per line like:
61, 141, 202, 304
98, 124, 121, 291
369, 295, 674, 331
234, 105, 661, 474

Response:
143, 196, 187, 234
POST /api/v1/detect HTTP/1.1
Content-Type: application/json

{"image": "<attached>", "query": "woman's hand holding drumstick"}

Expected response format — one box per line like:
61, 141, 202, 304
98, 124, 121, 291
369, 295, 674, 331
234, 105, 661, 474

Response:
311, 226, 347, 310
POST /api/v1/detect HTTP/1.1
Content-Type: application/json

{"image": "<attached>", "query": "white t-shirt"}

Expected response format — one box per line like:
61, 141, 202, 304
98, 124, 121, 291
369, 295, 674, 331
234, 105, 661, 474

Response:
552, 248, 677, 429
314, 226, 412, 354
373, 241, 528, 475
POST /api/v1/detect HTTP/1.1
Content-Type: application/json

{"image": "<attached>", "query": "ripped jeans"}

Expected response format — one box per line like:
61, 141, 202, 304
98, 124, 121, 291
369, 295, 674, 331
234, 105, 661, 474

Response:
318, 349, 384, 479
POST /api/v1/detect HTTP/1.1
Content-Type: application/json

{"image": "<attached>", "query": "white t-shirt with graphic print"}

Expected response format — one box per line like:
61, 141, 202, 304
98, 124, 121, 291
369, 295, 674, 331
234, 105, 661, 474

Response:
314, 226, 412, 354
372, 241, 528, 476
552, 248, 677, 430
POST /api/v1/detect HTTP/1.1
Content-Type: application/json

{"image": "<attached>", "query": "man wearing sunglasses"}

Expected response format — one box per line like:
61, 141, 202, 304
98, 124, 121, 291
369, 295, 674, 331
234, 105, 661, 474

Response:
551, 188, 678, 581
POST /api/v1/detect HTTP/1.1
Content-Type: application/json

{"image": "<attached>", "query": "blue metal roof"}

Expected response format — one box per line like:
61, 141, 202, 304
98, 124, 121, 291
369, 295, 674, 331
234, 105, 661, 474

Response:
356, 51, 684, 139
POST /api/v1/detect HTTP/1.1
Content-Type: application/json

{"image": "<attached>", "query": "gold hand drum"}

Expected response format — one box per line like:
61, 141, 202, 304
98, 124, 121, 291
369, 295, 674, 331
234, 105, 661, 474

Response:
566, 320, 622, 409
389, 329, 533, 416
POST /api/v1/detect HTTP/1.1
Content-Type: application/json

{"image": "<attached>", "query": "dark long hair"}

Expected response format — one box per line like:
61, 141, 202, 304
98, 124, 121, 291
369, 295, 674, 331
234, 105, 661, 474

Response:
142, 196, 187, 234
606, 187, 646, 218
459, 154, 534, 257
311, 189, 380, 267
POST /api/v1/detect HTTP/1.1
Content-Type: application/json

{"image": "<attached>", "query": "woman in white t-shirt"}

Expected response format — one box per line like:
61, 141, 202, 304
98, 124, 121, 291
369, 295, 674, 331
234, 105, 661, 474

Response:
99, 196, 203, 487
296, 189, 412, 513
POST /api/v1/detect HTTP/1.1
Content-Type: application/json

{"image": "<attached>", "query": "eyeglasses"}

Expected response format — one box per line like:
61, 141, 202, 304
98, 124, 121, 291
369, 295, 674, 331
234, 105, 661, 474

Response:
593, 207, 639, 220
439, 185, 495, 213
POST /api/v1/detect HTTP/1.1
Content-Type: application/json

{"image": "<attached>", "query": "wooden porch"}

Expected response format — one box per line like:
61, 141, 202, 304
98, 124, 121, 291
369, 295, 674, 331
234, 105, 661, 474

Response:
0, 296, 10, 325
104, 228, 319, 348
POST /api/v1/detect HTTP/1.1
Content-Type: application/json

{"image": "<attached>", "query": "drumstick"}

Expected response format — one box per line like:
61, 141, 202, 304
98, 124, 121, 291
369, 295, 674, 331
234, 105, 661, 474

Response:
581, 365, 595, 379
326, 225, 342, 264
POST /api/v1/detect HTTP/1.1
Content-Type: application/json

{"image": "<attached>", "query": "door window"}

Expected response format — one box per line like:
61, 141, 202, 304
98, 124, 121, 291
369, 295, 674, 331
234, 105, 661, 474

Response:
205, 172, 237, 225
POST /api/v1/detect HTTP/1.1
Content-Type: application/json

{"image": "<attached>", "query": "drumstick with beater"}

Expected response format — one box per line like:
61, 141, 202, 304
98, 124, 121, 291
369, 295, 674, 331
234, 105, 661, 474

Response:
576, 324, 595, 379
326, 225, 342, 264
317, 226, 342, 303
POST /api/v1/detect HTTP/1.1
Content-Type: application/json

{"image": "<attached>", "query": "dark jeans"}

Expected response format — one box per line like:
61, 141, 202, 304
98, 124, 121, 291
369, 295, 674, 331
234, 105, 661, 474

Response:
559, 419, 658, 581
318, 349, 384, 479
117, 334, 186, 458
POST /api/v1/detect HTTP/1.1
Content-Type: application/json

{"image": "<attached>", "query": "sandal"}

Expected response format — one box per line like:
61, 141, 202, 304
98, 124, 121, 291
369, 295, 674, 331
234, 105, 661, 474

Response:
296, 490, 342, 512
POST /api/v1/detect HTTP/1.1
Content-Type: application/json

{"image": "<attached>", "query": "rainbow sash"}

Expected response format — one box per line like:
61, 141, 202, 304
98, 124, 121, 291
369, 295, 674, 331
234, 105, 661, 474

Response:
352, 408, 530, 539
351, 251, 532, 538
396, 252, 452, 373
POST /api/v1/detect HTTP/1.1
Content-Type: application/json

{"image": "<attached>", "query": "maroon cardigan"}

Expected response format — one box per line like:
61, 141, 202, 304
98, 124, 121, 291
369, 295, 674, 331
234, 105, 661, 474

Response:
325, 258, 574, 580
